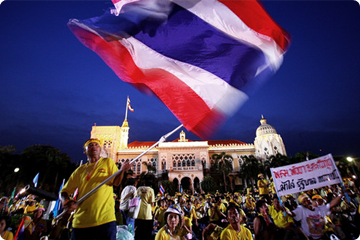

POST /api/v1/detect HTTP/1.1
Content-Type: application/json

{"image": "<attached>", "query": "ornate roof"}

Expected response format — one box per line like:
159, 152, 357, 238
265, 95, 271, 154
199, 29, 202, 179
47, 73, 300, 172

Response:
256, 115, 277, 137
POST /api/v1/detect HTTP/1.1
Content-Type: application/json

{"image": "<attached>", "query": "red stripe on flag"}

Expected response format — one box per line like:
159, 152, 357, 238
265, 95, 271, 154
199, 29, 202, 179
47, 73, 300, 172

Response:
69, 24, 224, 138
219, 0, 291, 52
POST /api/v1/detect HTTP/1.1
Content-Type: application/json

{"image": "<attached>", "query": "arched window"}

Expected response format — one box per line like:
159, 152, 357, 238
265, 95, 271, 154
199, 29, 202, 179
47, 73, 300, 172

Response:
137, 163, 141, 173
162, 161, 166, 170
173, 160, 176, 167
191, 160, 195, 166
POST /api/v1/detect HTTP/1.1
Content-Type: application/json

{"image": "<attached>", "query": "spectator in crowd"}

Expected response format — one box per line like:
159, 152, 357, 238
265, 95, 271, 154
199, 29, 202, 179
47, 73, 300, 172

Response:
220, 203, 253, 240
134, 175, 155, 240
155, 204, 184, 240
0, 215, 13, 240
120, 177, 137, 231
257, 174, 270, 203
292, 191, 343, 240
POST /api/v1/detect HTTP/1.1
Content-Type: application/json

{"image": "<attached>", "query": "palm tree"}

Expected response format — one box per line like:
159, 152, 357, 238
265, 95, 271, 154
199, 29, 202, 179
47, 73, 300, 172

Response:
211, 152, 233, 192
239, 155, 260, 189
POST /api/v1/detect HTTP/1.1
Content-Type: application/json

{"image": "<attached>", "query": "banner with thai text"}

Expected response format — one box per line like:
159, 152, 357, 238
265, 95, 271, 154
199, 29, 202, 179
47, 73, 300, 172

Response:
270, 154, 341, 197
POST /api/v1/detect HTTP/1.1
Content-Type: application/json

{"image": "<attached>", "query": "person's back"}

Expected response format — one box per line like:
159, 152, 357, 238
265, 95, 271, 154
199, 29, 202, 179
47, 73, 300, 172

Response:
136, 185, 155, 220
134, 177, 155, 240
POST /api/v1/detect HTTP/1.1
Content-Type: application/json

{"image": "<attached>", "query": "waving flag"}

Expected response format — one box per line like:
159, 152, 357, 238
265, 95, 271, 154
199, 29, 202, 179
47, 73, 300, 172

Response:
127, 96, 134, 112
68, 0, 291, 138
33, 172, 39, 188
159, 184, 165, 195
53, 179, 65, 218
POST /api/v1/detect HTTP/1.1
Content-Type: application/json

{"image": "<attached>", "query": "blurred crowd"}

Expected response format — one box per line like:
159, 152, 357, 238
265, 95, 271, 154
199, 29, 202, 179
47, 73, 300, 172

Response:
1, 176, 359, 240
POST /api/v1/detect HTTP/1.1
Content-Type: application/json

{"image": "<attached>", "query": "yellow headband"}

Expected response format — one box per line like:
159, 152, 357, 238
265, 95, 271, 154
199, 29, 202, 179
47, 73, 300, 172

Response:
298, 193, 309, 204
83, 139, 101, 149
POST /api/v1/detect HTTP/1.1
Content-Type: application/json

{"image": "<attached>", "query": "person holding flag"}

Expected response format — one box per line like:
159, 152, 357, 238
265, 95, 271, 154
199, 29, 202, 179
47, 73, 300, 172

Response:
60, 138, 131, 240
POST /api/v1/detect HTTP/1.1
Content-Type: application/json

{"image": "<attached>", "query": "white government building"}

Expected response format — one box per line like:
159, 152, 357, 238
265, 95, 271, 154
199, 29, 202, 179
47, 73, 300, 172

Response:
90, 115, 286, 192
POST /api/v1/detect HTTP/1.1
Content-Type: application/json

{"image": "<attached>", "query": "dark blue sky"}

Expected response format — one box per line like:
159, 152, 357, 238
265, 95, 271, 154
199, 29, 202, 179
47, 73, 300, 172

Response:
1, 0, 359, 163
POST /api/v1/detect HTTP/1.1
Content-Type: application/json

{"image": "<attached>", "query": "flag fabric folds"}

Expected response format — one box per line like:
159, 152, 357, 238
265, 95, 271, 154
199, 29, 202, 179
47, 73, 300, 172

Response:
68, 0, 291, 138
127, 96, 134, 112
33, 172, 39, 188
159, 184, 165, 195
53, 179, 65, 218
8, 187, 16, 207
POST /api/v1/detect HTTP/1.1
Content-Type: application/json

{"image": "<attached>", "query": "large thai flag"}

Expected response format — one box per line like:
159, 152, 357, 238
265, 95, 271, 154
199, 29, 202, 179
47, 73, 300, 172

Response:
68, 0, 291, 138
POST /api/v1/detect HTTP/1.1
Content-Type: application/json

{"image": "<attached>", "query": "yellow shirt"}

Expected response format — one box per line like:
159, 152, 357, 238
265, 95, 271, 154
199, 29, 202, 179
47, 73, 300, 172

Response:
184, 206, 197, 221
208, 208, 221, 222
2, 231, 14, 240
257, 179, 269, 195
24, 204, 37, 214
155, 226, 182, 240
136, 186, 155, 220
268, 205, 294, 228
219, 203, 227, 213
61, 158, 118, 228
155, 207, 167, 228
220, 224, 253, 240
244, 200, 255, 212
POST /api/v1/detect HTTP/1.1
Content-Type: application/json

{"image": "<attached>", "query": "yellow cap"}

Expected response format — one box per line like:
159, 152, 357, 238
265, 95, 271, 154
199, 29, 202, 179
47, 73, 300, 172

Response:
312, 194, 322, 200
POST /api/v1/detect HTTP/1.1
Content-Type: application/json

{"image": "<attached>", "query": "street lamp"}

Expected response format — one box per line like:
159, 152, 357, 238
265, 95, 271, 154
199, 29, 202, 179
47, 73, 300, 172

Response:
14, 167, 19, 173
347, 157, 357, 179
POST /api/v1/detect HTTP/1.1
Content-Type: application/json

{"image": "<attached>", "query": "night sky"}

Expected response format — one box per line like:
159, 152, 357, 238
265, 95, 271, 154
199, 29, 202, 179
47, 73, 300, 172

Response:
1, 0, 360, 163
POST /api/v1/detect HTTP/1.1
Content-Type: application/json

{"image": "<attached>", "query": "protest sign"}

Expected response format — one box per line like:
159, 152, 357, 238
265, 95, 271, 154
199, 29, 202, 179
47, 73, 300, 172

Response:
270, 154, 341, 197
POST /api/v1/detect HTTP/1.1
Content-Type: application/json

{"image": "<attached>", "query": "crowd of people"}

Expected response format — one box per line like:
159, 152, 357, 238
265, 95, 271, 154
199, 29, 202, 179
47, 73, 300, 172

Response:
1, 138, 360, 240
2, 175, 360, 240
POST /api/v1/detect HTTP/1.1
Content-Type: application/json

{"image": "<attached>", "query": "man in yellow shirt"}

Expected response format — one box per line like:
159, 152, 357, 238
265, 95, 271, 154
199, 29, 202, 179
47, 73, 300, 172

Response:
268, 196, 294, 229
209, 197, 227, 226
60, 138, 131, 240
257, 173, 270, 203
220, 203, 253, 240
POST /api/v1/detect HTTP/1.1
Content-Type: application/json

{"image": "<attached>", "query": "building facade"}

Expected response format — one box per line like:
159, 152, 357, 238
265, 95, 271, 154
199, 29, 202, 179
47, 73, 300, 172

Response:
90, 116, 286, 192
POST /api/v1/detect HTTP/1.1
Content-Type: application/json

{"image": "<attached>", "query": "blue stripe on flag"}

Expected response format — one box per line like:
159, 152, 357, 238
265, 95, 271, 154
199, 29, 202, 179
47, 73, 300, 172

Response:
79, 4, 266, 94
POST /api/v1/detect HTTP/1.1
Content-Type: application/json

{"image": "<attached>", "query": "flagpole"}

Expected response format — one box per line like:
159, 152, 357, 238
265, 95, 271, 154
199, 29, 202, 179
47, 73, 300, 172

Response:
329, 154, 351, 202
125, 96, 129, 120
55, 124, 183, 220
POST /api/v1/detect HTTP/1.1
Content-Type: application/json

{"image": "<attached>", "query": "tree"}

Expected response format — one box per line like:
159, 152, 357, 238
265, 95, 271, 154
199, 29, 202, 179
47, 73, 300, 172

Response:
20, 145, 76, 192
0, 145, 20, 195
160, 180, 176, 196
239, 155, 260, 189
211, 152, 233, 192
201, 176, 218, 193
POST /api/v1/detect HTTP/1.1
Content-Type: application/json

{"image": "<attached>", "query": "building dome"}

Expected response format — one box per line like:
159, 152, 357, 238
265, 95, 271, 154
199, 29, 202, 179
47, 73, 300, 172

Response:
256, 115, 277, 137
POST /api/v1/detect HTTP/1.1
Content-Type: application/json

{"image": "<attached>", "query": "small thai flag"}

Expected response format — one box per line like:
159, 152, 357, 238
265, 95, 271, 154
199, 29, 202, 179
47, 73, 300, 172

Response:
159, 184, 165, 195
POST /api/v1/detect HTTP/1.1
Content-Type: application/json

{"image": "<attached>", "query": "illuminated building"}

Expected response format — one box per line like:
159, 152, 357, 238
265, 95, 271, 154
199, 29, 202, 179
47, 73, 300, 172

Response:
90, 116, 286, 192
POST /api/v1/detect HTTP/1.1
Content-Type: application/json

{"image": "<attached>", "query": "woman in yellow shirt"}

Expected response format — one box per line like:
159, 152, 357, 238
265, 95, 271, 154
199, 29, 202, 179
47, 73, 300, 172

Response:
155, 204, 185, 240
